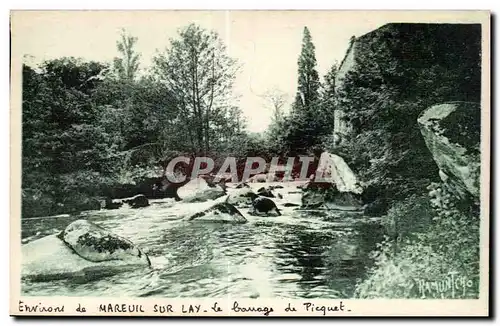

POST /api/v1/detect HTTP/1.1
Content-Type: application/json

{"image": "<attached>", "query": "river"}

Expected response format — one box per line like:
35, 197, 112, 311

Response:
20, 182, 383, 299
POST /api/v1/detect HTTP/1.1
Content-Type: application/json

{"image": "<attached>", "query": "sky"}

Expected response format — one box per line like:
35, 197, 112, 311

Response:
12, 10, 394, 132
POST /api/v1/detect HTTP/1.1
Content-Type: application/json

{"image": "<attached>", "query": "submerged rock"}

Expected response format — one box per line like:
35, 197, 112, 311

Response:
123, 194, 149, 208
226, 187, 257, 207
256, 187, 275, 198
248, 174, 269, 183
187, 202, 247, 224
418, 102, 481, 203
177, 177, 226, 203
235, 182, 250, 189
105, 194, 150, 209
22, 220, 151, 282
250, 197, 281, 217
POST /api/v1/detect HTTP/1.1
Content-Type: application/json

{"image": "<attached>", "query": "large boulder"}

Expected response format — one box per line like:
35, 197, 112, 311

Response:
177, 177, 226, 203
250, 197, 281, 217
301, 185, 363, 211
418, 102, 481, 203
22, 220, 151, 281
315, 152, 364, 194
301, 152, 364, 210
302, 189, 329, 209
187, 202, 247, 224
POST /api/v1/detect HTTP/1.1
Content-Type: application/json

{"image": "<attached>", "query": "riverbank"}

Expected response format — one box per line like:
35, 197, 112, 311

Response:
353, 186, 480, 299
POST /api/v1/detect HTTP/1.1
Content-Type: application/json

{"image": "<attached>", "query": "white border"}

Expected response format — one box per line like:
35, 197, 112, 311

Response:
3, 1, 498, 326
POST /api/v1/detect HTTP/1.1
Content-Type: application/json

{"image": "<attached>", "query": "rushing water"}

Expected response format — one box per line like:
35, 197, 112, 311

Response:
20, 182, 383, 299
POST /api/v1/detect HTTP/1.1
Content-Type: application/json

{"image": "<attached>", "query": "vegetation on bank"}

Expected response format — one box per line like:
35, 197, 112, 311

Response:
332, 23, 482, 298
355, 183, 480, 299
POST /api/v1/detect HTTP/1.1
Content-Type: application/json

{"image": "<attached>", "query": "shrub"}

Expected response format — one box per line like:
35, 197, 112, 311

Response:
355, 183, 480, 299
381, 194, 433, 244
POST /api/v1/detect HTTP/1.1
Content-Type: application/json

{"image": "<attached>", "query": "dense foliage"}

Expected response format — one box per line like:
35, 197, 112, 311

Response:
328, 24, 482, 298
355, 182, 480, 298
21, 26, 248, 218
151, 24, 244, 156
330, 23, 481, 202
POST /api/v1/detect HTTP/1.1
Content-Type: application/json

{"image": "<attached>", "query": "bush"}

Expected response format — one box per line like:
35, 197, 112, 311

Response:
354, 183, 480, 299
381, 194, 433, 243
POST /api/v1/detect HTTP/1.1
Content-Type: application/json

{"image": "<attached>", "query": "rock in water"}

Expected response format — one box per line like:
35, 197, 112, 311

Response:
177, 177, 226, 203
315, 152, 364, 195
250, 197, 281, 216
226, 187, 257, 207
123, 194, 149, 208
283, 203, 300, 207
105, 194, 149, 209
187, 202, 247, 224
58, 220, 151, 264
235, 182, 250, 189
248, 174, 269, 183
22, 220, 151, 282
418, 102, 481, 203
257, 187, 275, 198
300, 152, 364, 210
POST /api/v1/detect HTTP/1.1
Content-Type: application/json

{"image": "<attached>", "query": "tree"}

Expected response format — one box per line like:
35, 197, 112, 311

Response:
318, 62, 339, 133
282, 26, 324, 155
294, 27, 321, 110
21, 58, 123, 217
151, 23, 241, 155
322, 63, 338, 103
113, 29, 141, 81
260, 87, 288, 124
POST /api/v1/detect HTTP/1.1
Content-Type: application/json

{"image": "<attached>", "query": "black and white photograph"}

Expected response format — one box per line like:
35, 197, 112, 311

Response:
10, 10, 490, 316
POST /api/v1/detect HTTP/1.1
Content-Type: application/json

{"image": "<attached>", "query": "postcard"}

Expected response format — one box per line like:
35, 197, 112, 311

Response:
10, 10, 490, 317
